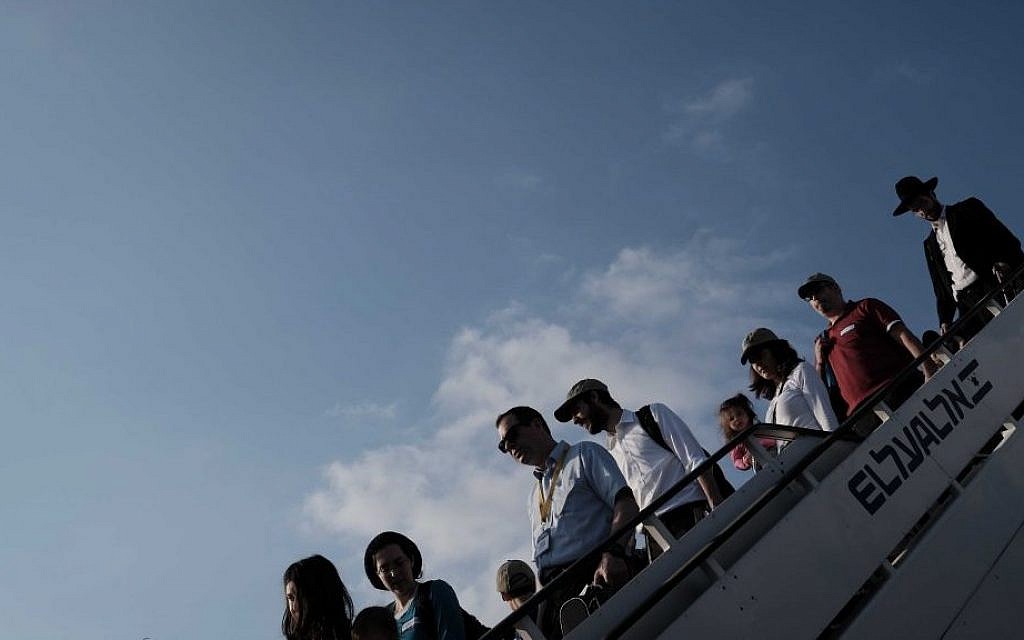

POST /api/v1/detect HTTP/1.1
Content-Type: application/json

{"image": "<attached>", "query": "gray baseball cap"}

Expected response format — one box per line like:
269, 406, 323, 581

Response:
740, 327, 784, 364
797, 272, 838, 299
554, 378, 608, 422
496, 559, 536, 599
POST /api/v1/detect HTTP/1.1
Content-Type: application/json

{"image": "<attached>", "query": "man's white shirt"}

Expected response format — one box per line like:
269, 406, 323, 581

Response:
605, 404, 708, 514
933, 209, 978, 299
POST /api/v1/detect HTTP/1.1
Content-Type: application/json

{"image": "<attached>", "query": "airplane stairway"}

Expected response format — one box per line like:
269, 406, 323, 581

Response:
483, 279, 1024, 640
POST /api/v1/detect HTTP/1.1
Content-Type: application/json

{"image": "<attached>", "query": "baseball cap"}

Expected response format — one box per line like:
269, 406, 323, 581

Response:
496, 559, 536, 600
797, 273, 838, 299
553, 379, 608, 422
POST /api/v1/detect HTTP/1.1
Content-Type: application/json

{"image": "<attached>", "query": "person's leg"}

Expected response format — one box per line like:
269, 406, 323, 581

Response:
646, 502, 709, 561
537, 564, 593, 640
954, 278, 999, 342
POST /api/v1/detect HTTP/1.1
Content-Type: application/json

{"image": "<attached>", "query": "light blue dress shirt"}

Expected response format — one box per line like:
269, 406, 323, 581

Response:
529, 440, 629, 571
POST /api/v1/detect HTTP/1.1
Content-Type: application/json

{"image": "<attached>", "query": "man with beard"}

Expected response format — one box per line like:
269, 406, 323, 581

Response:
495, 405, 638, 639
554, 379, 723, 559
892, 175, 1023, 341
799, 273, 936, 418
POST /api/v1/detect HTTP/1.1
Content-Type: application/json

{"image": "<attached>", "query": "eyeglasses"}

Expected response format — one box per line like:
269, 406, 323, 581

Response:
376, 556, 408, 576
497, 421, 527, 453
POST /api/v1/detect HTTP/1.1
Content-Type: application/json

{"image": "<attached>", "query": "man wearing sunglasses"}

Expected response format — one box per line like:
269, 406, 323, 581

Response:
495, 406, 638, 639
892, 175, 1022, 341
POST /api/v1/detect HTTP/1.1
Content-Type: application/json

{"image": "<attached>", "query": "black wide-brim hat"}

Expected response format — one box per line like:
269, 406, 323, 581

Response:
892, 175, 938, 216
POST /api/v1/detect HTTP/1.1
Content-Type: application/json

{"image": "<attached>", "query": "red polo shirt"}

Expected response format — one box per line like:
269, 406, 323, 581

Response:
826, 298, 913, 412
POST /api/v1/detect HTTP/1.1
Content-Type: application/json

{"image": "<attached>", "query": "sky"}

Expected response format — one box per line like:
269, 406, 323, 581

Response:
3, 1, 1024, 638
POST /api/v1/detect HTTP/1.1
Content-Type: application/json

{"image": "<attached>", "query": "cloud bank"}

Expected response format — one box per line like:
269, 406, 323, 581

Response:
302, 232, 797, 623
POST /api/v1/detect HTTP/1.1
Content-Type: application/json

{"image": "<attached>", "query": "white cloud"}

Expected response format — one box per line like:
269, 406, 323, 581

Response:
301, 233, 801, 624
580, 230, 793, 326
684, 77, 754, 118
664, 77, 754, 155
323, 401, 398, 420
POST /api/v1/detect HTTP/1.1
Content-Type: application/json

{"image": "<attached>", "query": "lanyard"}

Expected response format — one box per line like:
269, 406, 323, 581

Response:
538, 448, 570, 523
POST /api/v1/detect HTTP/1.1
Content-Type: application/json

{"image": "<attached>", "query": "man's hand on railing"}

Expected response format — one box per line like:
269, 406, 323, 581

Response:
593, 552, 630, 589
921, 357, 939, 381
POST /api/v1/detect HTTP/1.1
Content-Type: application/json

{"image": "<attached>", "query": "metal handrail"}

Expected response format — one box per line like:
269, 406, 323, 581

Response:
601, 265, 1023, 639
481, 266, 1023, 640
479, 418, 767, 640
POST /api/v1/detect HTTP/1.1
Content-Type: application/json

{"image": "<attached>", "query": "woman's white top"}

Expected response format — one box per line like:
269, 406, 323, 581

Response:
765, 361, 839, 431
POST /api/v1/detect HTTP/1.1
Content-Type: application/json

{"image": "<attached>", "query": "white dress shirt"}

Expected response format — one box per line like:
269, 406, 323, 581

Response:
932, 209, 978, 299
606, 404, 708, 514
765, 361, 839, 431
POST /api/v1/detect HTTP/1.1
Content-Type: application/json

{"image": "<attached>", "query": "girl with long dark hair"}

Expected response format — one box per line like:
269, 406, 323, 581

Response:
282, 554, 355, 640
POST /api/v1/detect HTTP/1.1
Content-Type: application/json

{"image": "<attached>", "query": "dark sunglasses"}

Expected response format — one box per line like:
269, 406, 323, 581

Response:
497, 421, 528, 453
801, 282, 830, 301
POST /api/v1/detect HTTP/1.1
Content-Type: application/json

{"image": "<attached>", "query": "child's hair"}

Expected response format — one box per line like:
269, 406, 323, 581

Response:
718, 393, 757, 441
282, 554, 354, 640
352, 606, 399, 640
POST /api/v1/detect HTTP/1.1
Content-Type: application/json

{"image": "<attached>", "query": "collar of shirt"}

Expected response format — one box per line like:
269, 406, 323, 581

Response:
829, 300, 858, 328
533, 440, 570, 479
929, 205, 947, 229
606, 408, 637, 451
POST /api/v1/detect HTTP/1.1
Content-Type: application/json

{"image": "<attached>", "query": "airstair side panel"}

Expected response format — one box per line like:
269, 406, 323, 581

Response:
649, 297, 1024, 639
942, 520, 1024, 638
841, 421, 1024, 639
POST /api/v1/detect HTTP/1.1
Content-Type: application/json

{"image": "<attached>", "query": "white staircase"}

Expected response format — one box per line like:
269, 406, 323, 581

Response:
491, 288, 1024, 640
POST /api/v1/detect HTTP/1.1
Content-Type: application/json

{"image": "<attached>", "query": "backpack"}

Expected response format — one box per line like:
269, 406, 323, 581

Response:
818, 330, 849, 422
390, 579, 491, 640
635, 405, 735, 499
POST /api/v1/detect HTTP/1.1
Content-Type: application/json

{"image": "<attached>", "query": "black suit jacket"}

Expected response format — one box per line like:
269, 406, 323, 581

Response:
924, 197, 1023, 326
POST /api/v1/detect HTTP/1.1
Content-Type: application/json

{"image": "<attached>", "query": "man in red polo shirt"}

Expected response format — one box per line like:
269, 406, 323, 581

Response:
798, 273, 937, 416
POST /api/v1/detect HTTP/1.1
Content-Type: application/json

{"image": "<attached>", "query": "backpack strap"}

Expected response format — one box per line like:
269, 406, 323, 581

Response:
637, 404, 736, 499
635, 404, 670, 452
818, 329, 849, 421
411, 581, 437, 639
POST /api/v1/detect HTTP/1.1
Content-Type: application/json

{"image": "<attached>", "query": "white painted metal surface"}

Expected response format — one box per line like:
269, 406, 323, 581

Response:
549, 293, 1024, 640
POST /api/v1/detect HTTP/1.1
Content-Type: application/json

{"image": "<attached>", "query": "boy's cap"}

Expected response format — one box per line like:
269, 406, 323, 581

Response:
496, 559, 536, 600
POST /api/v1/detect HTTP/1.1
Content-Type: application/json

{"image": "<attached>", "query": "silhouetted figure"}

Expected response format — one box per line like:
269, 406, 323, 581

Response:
352, 606, 399, 640
495, 559, 537, 611
893, 175, 1023, 340
553, 379, 724, 560
741, 328, 838, 431
364, 531, 483, 640
282, 554, 355, 640
798, 273, 937, 416
495, 406, 638, 639
718, 393, 774, 471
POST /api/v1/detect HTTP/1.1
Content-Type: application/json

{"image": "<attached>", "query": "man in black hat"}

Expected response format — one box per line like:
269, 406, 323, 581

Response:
893, 175, 1023, 340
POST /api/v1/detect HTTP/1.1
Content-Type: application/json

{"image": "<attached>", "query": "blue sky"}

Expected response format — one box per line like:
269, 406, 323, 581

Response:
3, 2, 1023, 638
